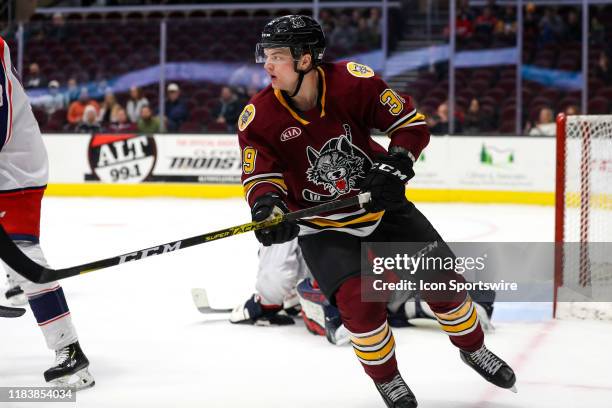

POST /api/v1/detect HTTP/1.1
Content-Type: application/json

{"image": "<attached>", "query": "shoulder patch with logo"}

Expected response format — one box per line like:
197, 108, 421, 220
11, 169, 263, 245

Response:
238, 104, 256, 132
346, 62, 375, 78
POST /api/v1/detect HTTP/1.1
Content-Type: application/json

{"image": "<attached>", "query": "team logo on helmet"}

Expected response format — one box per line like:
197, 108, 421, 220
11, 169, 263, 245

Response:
347, 62, 375, 78
303, 124, 372, 203
291, 16, 306, 28
238, 104, 256, 132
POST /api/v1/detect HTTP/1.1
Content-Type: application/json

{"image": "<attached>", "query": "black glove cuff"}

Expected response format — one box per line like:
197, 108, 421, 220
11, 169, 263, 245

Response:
388, 145, 417, 163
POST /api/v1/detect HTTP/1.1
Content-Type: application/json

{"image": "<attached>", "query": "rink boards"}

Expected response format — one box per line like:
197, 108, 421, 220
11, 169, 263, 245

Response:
42, 133, 556, 205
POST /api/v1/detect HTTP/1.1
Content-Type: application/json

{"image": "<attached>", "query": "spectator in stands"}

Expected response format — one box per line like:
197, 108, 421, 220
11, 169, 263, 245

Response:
455, 11, 475, 40
137, 105, 161, 134
463, 98, 489, 133
41, 80, 67, 117
93, 72, 110, 99
318, 9, 335, 36
108, 108, 137, 133
65, 77, 80, 104
486, 0, 502, 17
67, 88, 100, 125
564, 10, 581, 42
76, 105, 103, 134
538, 8, 565, 46
458, 0, 476, 21
356, 17, 379, 49
211, 86, 241, 132
429, 101, 463, 135
595, 52, 612, 85
590, 15, 606, 45
565, 105, 579, 116
528, 107, 556, 136
331, 14, 357, 50
126, 86, 149, 123
164, 83, 188, 132
474, 7, 498, 37
46, 12, 69, 42
497, 6, 517, 37
98, 89, 122, 126
524, 3, 539, 39
25, 63, 46, 89
351, 9, 363, 26
367, 7, 382, 38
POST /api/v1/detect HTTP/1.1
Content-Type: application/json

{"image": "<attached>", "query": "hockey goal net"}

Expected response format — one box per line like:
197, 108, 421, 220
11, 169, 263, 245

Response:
554, 114, 612, 320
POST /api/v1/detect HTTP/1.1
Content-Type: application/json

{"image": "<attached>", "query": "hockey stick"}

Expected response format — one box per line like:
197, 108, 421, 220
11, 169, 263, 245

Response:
0, 192, 371, 284
191, 288, 232, 314
0, 305, 26, 318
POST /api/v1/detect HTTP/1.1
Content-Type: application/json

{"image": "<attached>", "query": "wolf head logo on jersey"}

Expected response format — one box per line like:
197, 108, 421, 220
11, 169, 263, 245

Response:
303, 125, 372, 202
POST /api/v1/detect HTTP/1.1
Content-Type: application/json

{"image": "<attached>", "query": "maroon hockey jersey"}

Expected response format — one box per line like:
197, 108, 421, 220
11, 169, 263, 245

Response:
238, 61, 429, 236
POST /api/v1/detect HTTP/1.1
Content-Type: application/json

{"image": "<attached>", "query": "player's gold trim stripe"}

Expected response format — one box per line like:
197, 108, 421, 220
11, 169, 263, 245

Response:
438, 308, 478, 333
353, 336, 396, 362
350, 323, 390, 347
435, 297, 472, 322
274, 89, 309, 126
304, 211, 384, 227
316, 66, 327, 118
243, 173, 284, 186
388, 114, 427, 136
243, 178, 287, 195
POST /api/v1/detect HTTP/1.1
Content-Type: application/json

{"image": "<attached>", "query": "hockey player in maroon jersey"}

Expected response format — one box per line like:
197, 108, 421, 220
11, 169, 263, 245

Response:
238, 15, 516, 407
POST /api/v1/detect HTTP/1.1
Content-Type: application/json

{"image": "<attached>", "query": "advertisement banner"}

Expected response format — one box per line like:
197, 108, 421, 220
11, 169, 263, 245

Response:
42, 133, 556, 197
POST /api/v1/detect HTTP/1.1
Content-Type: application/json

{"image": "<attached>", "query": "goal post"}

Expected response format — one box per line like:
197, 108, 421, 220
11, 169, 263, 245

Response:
554, 113, 612, 320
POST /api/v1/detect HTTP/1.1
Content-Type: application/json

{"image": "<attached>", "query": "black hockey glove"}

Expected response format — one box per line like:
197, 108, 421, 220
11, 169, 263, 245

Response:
360, 149, 415, 213
252, 193, 300, 246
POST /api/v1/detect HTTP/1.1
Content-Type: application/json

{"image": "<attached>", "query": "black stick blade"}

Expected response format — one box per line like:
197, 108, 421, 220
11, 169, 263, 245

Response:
0, 226, 46, 283
0, 305, 26, 318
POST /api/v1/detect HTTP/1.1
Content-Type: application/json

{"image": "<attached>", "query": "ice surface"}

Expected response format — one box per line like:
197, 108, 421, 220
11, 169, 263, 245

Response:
1, 198, 611, 407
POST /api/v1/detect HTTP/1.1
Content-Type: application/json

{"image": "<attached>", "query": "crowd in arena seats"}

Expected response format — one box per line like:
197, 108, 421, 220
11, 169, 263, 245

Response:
421, 2, 612, 135
320, 8, 382, 52
13, 7, 387, 134
12, 3, 611, 136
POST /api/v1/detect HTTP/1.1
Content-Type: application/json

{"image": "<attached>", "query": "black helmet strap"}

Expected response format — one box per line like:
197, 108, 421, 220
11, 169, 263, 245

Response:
289, 54, 314, 98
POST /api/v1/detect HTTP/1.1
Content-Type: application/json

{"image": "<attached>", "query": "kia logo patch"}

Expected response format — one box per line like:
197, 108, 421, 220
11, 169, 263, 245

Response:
280, 127, 302, 141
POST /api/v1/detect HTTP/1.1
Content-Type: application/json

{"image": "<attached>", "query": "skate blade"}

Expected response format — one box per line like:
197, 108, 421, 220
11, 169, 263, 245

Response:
509, 385, 518, 393
48, 368, 95, 391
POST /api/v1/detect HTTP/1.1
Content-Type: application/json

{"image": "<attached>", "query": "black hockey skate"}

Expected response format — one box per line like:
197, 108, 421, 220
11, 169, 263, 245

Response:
44, 342, 95, 390
460, 345, 516, 392
374, 373, 418, 408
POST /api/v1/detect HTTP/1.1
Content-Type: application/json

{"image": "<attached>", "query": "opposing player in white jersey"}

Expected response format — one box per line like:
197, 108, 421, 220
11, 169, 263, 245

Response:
0, 36, 94, 389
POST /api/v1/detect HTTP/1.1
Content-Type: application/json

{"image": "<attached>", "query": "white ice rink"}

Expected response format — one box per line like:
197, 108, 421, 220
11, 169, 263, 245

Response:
1, 198, 611, 408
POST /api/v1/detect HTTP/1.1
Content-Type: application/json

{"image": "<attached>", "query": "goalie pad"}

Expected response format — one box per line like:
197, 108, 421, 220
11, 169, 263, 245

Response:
387, 290, 495, 332
296, 279, 350, 346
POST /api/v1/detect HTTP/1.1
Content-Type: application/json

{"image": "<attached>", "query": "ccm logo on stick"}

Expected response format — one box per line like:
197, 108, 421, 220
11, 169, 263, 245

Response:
118, 242, 182, 263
